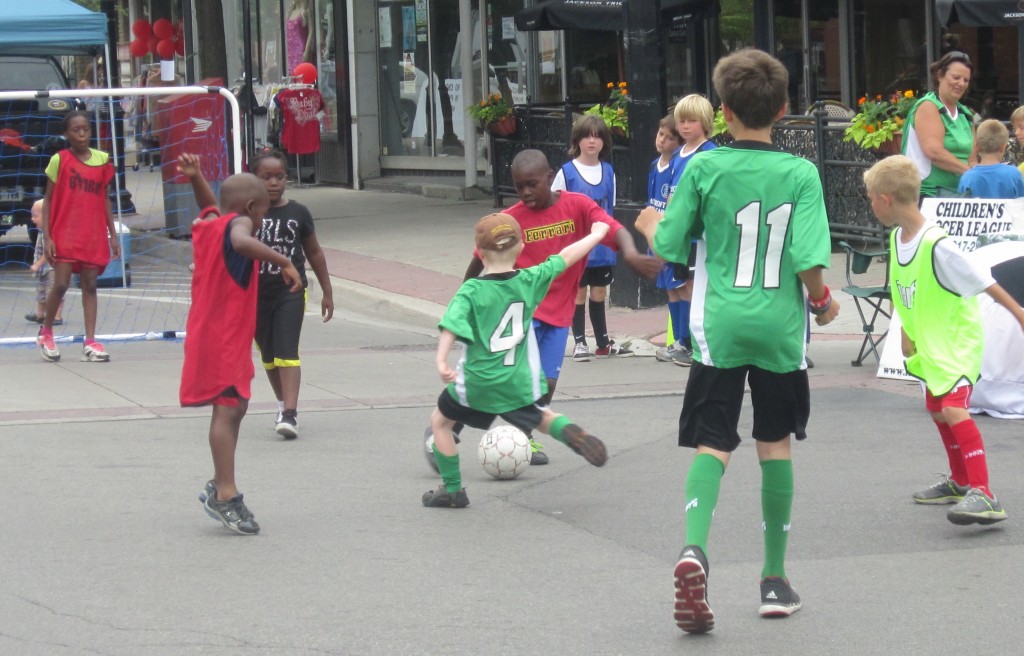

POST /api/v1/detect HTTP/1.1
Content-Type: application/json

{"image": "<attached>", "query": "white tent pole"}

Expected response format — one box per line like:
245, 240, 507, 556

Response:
102, 43, 128, 288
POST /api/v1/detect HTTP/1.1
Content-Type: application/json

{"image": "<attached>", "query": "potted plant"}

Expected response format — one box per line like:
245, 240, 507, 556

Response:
585, 81, 629, 141
844, 90, 918, 155
469, 92, 516, 136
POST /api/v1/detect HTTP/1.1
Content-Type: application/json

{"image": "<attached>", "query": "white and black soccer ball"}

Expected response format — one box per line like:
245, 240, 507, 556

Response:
478, 425, 531, 480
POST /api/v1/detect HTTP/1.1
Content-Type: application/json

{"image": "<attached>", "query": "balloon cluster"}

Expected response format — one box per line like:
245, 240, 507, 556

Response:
129, 18, 185, 60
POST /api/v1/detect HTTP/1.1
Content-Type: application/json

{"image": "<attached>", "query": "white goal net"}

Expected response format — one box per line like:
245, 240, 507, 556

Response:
0, 85, 241, 348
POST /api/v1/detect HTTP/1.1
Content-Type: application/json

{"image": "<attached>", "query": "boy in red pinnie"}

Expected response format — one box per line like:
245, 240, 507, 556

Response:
180, 171, 301, 535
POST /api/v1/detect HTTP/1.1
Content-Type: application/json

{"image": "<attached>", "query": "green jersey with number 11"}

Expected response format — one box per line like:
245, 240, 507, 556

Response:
654, 142, 832, 372
440, 255, 567, 413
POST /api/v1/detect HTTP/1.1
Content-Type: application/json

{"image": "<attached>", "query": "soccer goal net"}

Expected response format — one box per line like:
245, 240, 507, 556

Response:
0, 85, 241, 348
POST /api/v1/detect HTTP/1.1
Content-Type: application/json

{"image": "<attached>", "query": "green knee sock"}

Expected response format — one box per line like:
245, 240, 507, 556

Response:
761, 459, 794, 579
549, 415, 572, 444
683, 453, 725, 551
432, 446, 462, 494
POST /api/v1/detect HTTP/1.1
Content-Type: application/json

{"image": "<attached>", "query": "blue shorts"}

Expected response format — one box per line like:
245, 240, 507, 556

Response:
656, 262, 686, 290
532, 320, 569, 381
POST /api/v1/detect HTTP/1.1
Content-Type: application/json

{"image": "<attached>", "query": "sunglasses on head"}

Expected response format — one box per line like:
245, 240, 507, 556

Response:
944, 50, 972, 65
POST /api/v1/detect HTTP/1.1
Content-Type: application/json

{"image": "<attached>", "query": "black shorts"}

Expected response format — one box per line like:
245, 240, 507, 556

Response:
677, 361, 810, 452
436, 390, 544, 432
255, 288, 306, 368
579, 265, 615, 288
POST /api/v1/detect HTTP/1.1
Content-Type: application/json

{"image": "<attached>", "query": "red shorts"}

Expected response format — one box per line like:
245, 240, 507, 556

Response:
53, 258, 102, 274
925, 385, 972, 413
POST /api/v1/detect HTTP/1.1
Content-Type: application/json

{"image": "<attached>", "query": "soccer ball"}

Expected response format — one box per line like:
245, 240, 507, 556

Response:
478, 425, 532, 479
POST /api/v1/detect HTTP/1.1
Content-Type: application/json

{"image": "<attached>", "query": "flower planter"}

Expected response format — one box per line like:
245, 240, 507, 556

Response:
871, 131, 902, 158
486, 115, 517, 137
610, 126, 628, 144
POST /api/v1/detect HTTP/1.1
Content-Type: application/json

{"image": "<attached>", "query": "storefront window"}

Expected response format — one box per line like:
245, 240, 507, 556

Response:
851, 0, 927, 104
774, 0, 841, 113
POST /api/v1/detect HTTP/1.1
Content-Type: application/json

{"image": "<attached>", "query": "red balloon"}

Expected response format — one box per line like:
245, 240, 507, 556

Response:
292, 62, 317, 85
129, 38, 149, 58
132, 19, 152, 40
156, 38, 175, 60
147, 35, 159, 56
174, 37, 185, 58
152, 18, 173, 40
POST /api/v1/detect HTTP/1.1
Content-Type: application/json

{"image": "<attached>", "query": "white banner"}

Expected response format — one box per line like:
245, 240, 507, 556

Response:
877, 197, 1024, 380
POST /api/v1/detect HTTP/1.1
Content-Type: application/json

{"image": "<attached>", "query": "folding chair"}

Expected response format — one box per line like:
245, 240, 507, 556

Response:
838, 240, 892, 366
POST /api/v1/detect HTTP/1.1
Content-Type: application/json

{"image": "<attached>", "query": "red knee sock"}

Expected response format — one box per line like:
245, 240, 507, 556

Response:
935, 420, 967, 487
950, 419, 990, 496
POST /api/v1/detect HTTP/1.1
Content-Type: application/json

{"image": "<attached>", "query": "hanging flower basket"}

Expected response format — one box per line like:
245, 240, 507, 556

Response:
871, 131, 903, 158
486, 115, 517, 137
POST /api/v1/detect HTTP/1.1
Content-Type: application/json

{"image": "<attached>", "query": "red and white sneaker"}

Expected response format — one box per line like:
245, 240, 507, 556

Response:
37, 330, 60, 362
82, 340, 110, 362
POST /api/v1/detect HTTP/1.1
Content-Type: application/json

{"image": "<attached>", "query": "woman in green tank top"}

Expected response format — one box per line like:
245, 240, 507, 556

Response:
901, 51, 977, 198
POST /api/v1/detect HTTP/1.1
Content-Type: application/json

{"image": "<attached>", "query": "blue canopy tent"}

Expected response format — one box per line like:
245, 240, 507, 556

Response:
0, 0, 108, 56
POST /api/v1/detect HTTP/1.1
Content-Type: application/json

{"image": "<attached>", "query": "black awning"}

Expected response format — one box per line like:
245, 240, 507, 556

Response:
515, 0, 624, 32
937, 0, 1024, 27
514, 0, 716, 33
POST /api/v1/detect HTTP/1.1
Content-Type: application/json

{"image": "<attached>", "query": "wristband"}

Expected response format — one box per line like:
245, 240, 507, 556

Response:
808, 286, 832, 315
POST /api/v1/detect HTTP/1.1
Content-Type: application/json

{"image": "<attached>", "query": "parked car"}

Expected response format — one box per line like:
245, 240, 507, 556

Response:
0, 55, 79, 239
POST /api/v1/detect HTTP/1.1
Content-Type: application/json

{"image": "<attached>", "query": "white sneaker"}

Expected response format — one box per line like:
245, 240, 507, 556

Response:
572, 342, 592, 362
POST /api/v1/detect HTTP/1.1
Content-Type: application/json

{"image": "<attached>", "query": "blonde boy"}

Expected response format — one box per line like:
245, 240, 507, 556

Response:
865, 155, 1024, 527
957, 119, 1024, 198
423, 214, 611, 508
1011, 105, 1024, 176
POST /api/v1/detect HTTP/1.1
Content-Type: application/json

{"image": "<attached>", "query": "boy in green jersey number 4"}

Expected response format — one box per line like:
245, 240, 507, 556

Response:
636, 49, 840, 634
864, 155, 1024, 527
422, 213, 611, 509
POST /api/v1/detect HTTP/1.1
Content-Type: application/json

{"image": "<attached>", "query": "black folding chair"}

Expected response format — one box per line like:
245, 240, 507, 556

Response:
838, 240, 892, 366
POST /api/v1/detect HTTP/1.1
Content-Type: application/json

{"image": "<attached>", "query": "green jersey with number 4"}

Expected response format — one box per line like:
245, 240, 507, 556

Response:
654, 142, 832, 372
440, 255, 567, 413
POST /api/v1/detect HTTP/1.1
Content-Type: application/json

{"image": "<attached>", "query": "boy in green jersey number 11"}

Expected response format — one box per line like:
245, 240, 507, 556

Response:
422, 213, 611, 509
636, 48, 840, 634
864, 155, 1024, 526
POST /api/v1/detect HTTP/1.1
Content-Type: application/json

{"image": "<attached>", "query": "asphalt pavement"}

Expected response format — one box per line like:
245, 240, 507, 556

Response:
1, 184, 1021, 655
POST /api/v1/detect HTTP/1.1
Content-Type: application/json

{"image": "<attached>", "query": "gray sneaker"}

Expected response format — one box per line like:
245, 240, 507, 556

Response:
673, 545, 714, 634
198, 479, 217, 504
759, 577, 802, 617
947, 488, 1007, 525
655, 341, 682, 362
203, 493, 260, 535
913, 475, 969, 505
670, 346, 694, 367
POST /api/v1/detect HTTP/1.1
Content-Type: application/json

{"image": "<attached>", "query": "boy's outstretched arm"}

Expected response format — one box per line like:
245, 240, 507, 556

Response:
559, 222, 610, 269
436, 329, 458, 383
228, 217, 302, 292
614, 223, 661, 279
177, 153, 218, 209
798, 266, 840, 326
634, 206, 663, 256
985, 282, 1024, 332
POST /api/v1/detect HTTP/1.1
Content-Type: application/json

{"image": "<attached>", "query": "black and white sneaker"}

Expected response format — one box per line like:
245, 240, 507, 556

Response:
203, 493, 260, 535
673, 545, 714, 633
276, 410, 298, 439
759, 577, 802, 617
197, 479, 217, 504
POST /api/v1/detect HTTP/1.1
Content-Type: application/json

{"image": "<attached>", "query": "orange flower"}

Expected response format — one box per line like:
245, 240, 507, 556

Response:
904, 89, 914, 98
894, 115, 905, 126
607, 82, 614, 89
620, 89, 627, 96
858, 97, 866, 106
618, 82, 627, 88
865, 124, 875, 133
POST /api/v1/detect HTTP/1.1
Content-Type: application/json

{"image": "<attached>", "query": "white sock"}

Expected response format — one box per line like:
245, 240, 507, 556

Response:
278, 400, 285, 413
